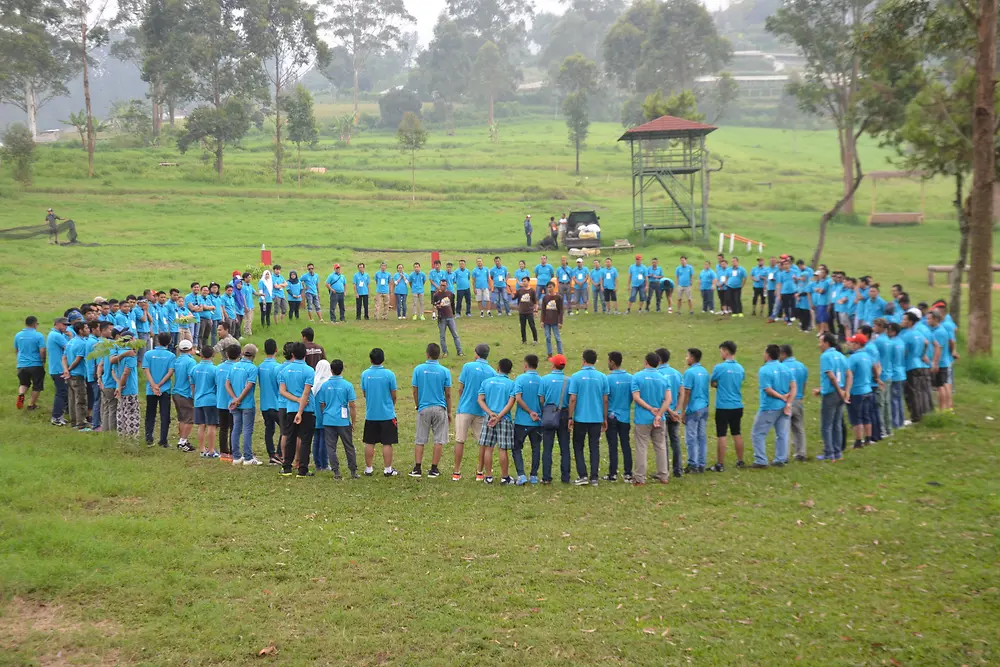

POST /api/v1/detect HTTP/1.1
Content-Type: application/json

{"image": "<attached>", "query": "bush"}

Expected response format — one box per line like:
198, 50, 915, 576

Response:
966, 356, 1000, 385
1, 124, 37, 185
378, 89, 421, 129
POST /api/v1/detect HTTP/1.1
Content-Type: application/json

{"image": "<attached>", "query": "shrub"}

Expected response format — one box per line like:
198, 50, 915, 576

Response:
1, 124, 37, 185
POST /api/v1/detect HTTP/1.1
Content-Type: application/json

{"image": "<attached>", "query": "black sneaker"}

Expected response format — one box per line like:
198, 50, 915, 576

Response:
751, 463, 768, 469
384, 468, 399, 477
351, 472, 361, 479
296, 471, 315, 478
159, 443, 169, 448
427, 467, 441, 478
709, 463, 725, 472
279, 469, 294, 477
623, 474, 634, 483
794, 454, 807, 462
178, 443, 195, 453
408, 466, 422, 478
602, 474, 618, 482
772, 461, 786, 468
146, 440, 155, 448
589, 479, 599, 487
853, 441, 864, 449
672, 470, 682, 478
696, 466, 706, 474
499, 476, 515, 485
683, 465, 695, 474
484, 476, 494, 484
364, 469, 374, 476
573, 477, 589, 486
736, 460, 746, 469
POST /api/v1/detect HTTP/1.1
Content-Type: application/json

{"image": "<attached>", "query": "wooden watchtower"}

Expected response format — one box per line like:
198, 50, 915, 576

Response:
618, 115, 716, 243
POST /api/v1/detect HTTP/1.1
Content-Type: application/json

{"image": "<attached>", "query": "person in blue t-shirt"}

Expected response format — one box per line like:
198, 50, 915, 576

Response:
391, 263, 410, 319
589, 259, 605, 314
901, 311, 933, 423
278, 342, 316, 477
571, 258, 590, 315
750, 344, 795, 467
428, 260, 445, 309
775, 258, 798, 324
318, 358, 359, 478
489, 256, 512, 317
698, 261, 716, 313
605, 351, 634, 482
302, 263, 323, 324
409, 343, 452, 479
677, 348, 710, 471
361, 347, 399, 476
625, 255, 648, 315
512, 353, 543, 484
750, 258, 768, 316
454, 259, 472, 317
845, 334, 875, 447
675, 256, 695, 314
477, 358, 517, 485
353, 263, 371, 321
471, 257, 492, 317
726, 257, 749, 316
142, 332, 176, 446
568, 349, 609, 485
927, 310, 953, 411
779, 344, 810, 460
14, 315, 47, 410
534, 256, 555, 302
644, 258, 665, 313
284, 272, 302, 321
601, 258, 620, 315
454, 343, 497, 480
409, 262, 428, 321
709, 341, 745, 471
629, 351, 672, 485
325, 264, 348, 323
65, 321, 91, 430
715, 259, 731, 316
227, 344, 261, 464
373, 262, 391, 322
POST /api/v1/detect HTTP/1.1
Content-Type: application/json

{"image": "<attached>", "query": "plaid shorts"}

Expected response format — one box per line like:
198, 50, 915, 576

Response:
480, 419, 515, 449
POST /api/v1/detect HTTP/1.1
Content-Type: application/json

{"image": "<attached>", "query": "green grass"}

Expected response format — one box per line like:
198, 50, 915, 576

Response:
1, 118, 999, 666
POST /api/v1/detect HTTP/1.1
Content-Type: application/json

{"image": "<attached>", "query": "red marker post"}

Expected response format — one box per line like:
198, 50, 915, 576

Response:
261, 244, 272, 266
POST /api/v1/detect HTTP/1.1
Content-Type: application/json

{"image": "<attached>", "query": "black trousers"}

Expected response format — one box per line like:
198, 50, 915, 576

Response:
542, 410, 570, 483
767, 289, 776, 317
667, 420, 682, 475
513, 424, 542, 477
519, 314, 538, 342
729, 286, 743, 314
262, 409, 280, 458
144, 393, 171, 444
218, 409, 233, 455
356, 295, 369, 320
456, 289, 472, 315
288, 300, 301, 319
283, 412, 316, 475
780, 293, 796, 321
260, 302, 272, 327
753, 287, 766, 310
572, 421, 602, 481
606, 418, 632, 477
796, 306, 812, 331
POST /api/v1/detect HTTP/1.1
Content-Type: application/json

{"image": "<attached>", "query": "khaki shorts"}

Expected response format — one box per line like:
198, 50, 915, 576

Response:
455, 413, 483, 444
172, 395, 194, 424
415, 405, 449, 445
677, 286, 692, 300
475, 288, 491, 304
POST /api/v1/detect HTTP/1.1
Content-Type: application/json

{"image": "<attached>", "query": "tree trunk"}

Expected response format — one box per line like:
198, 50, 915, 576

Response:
216, 145, 224, 179
168, 100, 176, 126
411, 150, 416, 202
297, 144, 301, 189
488, 92, 495, 126
353, 67, 359, 124
949, 174, 971, 324
152, 79, 162, 137
968, 0, 997, 355
274, 60, 282, 185
840, 120, 856, 216
812, 151, 864, 268
575, 135, 580, 174
24, 81, 38, 138
81, 18, 95, 178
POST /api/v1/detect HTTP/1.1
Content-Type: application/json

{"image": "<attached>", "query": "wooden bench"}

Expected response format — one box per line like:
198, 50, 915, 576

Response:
158, 162, 178, 167
869, 212, 923, 225
927, 263, 1000, 286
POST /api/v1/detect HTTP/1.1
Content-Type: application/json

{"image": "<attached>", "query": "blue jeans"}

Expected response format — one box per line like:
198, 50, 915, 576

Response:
493, 288, 510, 314
231, 408, 256, 459
629, 286, 646, 303
751, 409, 790, 465
395, 295, 407, 318
592, 286, 604, 313
50, 373, 67, 420
684, 408, 708, 467
313, 427, 329, 469
88, 381, 101, 429
890, 381, 905, 428
544, 324, 562, 355
573, 287, 588, 308
820, 392, 844, 459
701, 289, 714, 312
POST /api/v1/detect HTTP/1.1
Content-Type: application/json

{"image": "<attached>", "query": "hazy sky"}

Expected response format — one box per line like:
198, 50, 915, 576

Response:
404, 0, 726, 45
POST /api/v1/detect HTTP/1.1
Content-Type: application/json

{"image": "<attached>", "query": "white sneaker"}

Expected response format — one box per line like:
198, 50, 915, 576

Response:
243, 457, 263, 466
903, 419, 913, 427
232, 457, 243, 466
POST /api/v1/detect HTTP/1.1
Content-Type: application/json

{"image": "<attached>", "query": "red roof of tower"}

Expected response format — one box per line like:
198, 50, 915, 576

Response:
618, 115, 717, 141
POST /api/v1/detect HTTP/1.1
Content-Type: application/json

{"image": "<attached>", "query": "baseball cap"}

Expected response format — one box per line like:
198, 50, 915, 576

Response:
526, 214, 531, 218
67, 312, 83, 323
635, 254, 642, 260
47, 208, 53, 212
907, 307, 923, 319
232, 270, 241, 277
178, 339, 193, 351
114, 325, 129, 336
242, 343, 258, 357
334, 263, 341, 269
54, 317, 69, 325
93, 296, 107, 304
549, 353, 567, 367
576, 257, 583, 263
848, 333, 868, 345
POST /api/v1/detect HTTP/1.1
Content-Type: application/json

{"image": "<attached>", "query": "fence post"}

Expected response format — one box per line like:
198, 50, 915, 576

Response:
718, 233, 724, 253
729, 234, 735, 253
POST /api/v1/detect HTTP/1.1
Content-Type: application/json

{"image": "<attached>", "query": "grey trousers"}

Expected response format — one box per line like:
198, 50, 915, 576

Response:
101, 387, 118, 431
789, 398, 806, 457
68, 375, 89, 427
324, 425, 357, 475
633, 423, 669, 484
438, 317, 463, 355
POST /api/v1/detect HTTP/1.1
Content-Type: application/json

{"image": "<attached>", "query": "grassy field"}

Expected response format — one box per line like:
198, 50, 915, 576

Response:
1, 119, 999, 666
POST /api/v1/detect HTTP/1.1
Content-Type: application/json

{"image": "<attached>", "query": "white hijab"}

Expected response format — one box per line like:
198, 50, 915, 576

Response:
260, 270, 273, 301
312, 359, 333, 396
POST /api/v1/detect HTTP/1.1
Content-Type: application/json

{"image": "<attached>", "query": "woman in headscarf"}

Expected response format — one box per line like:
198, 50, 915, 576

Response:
257, 270, 274, 328
311, 360, 333, 472
231, 272, 246, 333
287, 270, 302, 321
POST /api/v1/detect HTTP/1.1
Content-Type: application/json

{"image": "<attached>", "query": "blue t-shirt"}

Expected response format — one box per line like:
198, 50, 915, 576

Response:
682, 363, 710, 413
589, 268, 604, 288
782, 357, 808, 400
890, 337, 907, 381
142, 346, 176, 395
392, 273, 409, 295
657, 364, 682, 411
902, 328, 930, 370
848, 351, 873, 395
412, 360, 451, 410
228, 359, 258, 410
751, 266, 767, 288
325, 272, 347, 294
455, 268, 471, 290
280, 360, 315, 413
630, 368, 666, 425
540, 370, 569, 407
811, 278, 831, 307
727, 266, 748, 289
319, 376, 356, 426
513, 370, 542, 426
535, 263, 555, 287
271, 274, 287, 299
572, 268, 589, 286
478, 374, 515, 420
210, 295, 225, 321
778, 269, 798, 295
556, 265, 572, 284
457, 359, 496, 416
15, 328, 46, 368
602, 266, 618, 289
301, 272, 320, 296
116, 353, 139, 396
134, 307, 150, 334
361, 365, 397, 420
874, 335, 893, 381
568, 365, 609, 424
515, 268, 531, 284
374, 271, 392, 294
628, 264, 647, 288
172, 353, 197, 399
46, 329, 68, 374
932, 325, 953, 367
606, 369, 633, 422
715, 266, 730, 291
698, 269, 715, 291
710, 359, 745, 409
675, 264, 694, 287
100, 345, 118, 388
408, 271, 426, 295
490, 265, 510, 289
66, 336, 88, 378
471, 267, 490, 290
215, 360, 238, 409
285, 283, 302, 301
257, 358, 281, 411
819, 348, 848, 395
353, 272, 371, 295
444, 270, 458, 292
84, 335, 99, 382
428, 269, 445, 290
758, 360, 793, 410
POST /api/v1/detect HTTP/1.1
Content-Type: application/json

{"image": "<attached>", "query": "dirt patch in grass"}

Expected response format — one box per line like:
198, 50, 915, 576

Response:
0, 597, 122, 666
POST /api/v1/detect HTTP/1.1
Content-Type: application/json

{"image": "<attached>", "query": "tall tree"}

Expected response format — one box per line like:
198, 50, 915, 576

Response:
284, 84, 318, 187
557, 53, 599, 174
445, 0, 534, 52
245, 0, 328, 185
186, 0, 261, 110
67, 0, 111, 178
766, 0, 870, 218
418, 14, 472, 135
470, 40, 509, 126
641, 88, 703, 122
177, 98, 251, 177
323, 0, 414, 122
396, 111, 427, 201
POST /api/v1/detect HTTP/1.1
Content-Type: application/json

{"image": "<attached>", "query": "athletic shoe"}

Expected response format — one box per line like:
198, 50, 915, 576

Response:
295, 471, 315, 477
243, 458, 263, 466
200, 451, 211, 458
480, 312, 484, 318
51, 418, 65, 427
903, 419, 913, 426
573, 477, 589, 486
529, 475, 538, 484
279, 469, 294, 477
209, 452, 221, 459
16, 394, 24, 409
589, 479, 598, 487
78, 427, 93, 433
668, 307, 673, 314
179, 443, 195, 453
602, 474, 617, 482
159, 442, 169, 448
815, 454, 827, 461
623, 474, 634, 483
412, 315, 418, 320
794, 454, 807, 462
709, 463, 725, 472
364, 468, 374, 476
220, 454, 233, 462
351, 472, 361, 479
475, 472, 485, 482
484, 476, 494, 484
736, 460, 746, 469
384, 468, 399, 477
408, 466, 422, 478
427, 467, 441, 478
333, 474, 343, 480
268, 456, 281, 465
751, 463, 768, 469
452, 472, 462, 481
515, 475, 527, 486
772, 461, 786, 467
420, 316, 426, 321
500, 476, 515, 485
26, 405, 37, 411
146, 440, 155, 448
232, 457, 243, 465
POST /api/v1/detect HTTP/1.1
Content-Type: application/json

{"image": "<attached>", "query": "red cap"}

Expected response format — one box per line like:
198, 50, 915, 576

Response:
848, 333, 868, 345
635, 254, 642, 260
549, 354, 567, 367
334, 263, 341, 269
232, 270, 240, 277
